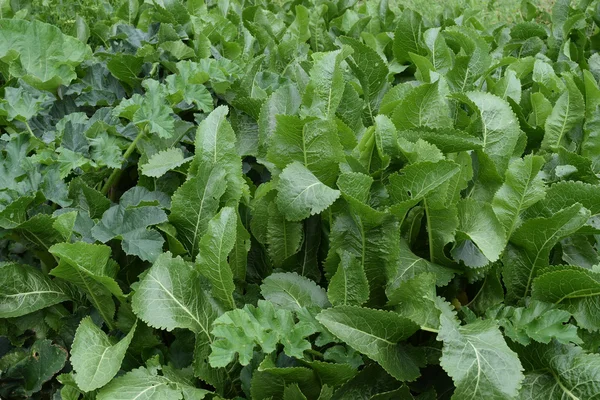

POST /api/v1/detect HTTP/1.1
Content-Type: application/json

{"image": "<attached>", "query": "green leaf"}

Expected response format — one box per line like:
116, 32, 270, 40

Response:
0, 262, 69, 318
532, 265, 600, 332
191, 105, 244, 204
276, 162, 340, 222
107, 54, 143, 88
487, 301, 581, 345
392, 82, 452, 131
209, 300, 316, 367
541, 74, 585, 150
49, 242, 124, 328
71, 317, 137, 392
140, 148, 192, 178
503, 204, 590, 300
393, 10, 424, 64
301, 48, 351, 119
327, 251, 369, 307
437, 299, 524, 399
267, 202, 304, 266
0, 19, 90, 90
169, 167, 227, 258
516, 341, 600, 400
389, 273, 440, 330
0, 87, 53, 121
453, 199, 506, 267
131, 252, 221, 342
267, 116, 344, 186
97, 363, 209, 400
132, 80, 175, 139
316, 306, 422, 381
454, 91, 521, 176
92, 204, 168, 262
260, 272, 329, 312
196, 207, 237, 310
492, 155, 546, 238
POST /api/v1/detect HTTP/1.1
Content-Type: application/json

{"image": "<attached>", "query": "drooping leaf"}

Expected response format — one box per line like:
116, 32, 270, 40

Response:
0, 263, 69, 318
316, 306, 422, 381
71, 317, 137, 392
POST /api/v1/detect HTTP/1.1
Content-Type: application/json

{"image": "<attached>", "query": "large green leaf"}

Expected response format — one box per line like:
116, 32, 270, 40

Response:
316, 306, 422, 381
261, 272, 329, 312
503, 204, 590, 300
196, 207, 237, 310
131, 252, 221, 342
437, 299, 524, 399
0, 263, 69, 318
532, 265, 600, 331
516, 341, 600, 400
276, 162, 340, 222
0, 19, 90, 90
71, 317, 137, 392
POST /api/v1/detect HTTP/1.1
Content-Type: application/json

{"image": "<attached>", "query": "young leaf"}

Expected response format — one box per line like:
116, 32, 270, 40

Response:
140, 147, 191, 178
209, 300, 316, 367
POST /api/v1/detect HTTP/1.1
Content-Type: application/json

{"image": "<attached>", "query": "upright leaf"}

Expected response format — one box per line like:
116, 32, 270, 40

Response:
196, 207, 237, 310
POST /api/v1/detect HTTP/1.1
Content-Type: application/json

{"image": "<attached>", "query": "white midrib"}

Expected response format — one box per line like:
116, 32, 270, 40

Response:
4, 290, 63, 297
149, 274, 212, 342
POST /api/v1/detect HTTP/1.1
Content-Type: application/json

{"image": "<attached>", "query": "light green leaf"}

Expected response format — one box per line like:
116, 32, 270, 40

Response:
532, 265, 600, 332
97, 363, 209, 400
169, 167, 227, 258
196, 207, 237, 310
487, 301, 581, 346
191, 105, 244, 204
267, 116, 344, 186
316, 306, 422, 381
49, 242, 123, 328
131, 252, 221, 344
393, 10, 424, 64
392, 82, 452, 131
267, 203, 303, 266
301, 48, 351, 119
0, 87, 53, 121
261, 272, 329, 312
437, 299, 524, 399
140, 148, 192, 178
492, 155, 546, 238
0, 262, 69, 318
453, 199, 506, 267
516, 341, 600, 400
504, 204, 590, 300
133, 80, 174, 139
276, 162, 340, 222
541, 74, 584, 150
327, 251, 369, 307
389, 273, 440, 331
209, 300, 316, 367
454, 91, 521, 176
71, 317, 137, 392
0, 19, 90, 90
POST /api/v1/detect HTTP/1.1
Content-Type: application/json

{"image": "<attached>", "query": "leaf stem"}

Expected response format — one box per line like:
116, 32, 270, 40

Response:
305, 348, 324, 359
101, 127, 146, 195
420, 326, 439, 333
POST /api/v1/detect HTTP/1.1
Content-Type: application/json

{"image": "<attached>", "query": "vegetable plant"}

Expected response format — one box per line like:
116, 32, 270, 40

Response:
2, 0, 600, 399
